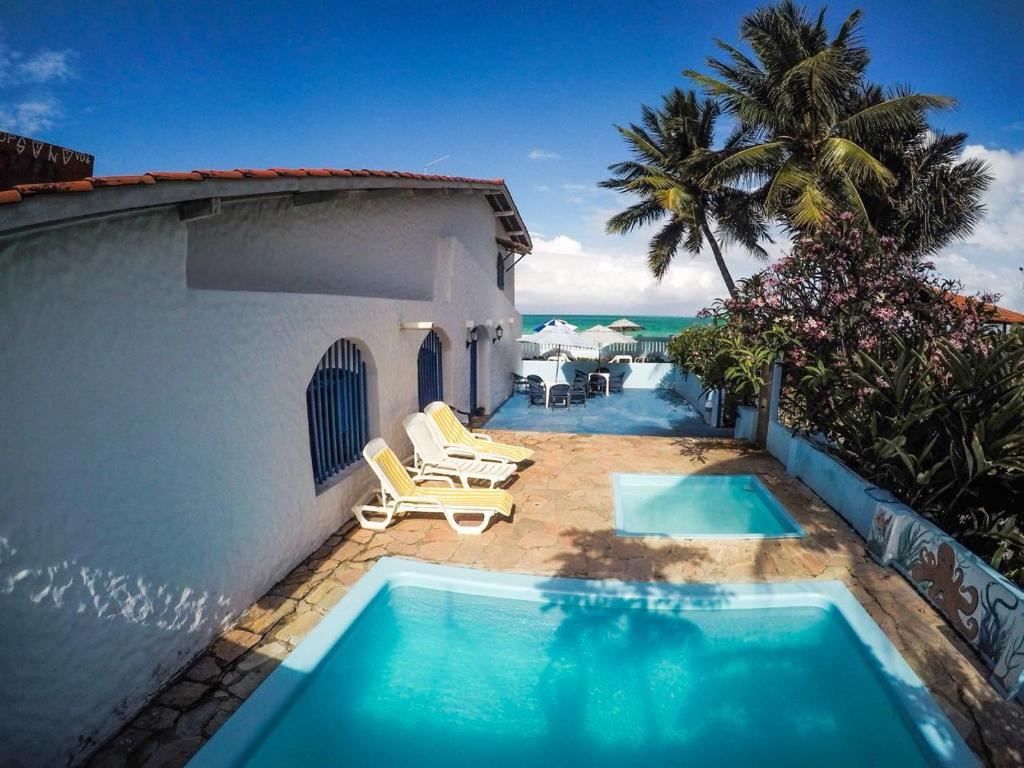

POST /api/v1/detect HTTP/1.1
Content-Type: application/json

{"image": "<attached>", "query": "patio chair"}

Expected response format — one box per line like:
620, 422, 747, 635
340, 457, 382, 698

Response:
609, 372, 626, 393
569, 378, 587, 406
588, 372, 606, 395
354, 438, 514, 534
512, 372, 530, 394
528, 380, 547, 407
423, 402, 534, 463
402, 413, 516, 488
548, 383, 569, 408
526, 374, 544, 385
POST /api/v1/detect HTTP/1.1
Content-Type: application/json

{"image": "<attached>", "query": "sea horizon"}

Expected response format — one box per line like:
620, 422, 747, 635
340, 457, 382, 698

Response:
521, 313, 707, 337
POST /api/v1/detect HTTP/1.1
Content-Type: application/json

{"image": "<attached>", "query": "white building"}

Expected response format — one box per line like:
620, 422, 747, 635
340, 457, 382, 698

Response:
0, 167, 531, 766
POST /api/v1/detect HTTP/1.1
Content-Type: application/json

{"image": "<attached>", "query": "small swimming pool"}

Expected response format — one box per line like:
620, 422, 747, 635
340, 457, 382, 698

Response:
613, 473, 804, 538
190, 559, 976, 767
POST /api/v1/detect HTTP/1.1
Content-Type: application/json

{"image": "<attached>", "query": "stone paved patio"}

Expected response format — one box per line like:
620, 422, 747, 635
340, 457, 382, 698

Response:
86, 430, 1023, 767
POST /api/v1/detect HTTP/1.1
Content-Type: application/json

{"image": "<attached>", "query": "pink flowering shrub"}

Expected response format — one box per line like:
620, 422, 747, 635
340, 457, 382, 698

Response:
714, 214, 995, 427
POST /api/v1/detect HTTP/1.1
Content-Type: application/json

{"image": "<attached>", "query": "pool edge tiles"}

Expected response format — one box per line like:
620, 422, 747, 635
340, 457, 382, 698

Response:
612, 472, 805, 539
188, 558, 978, 768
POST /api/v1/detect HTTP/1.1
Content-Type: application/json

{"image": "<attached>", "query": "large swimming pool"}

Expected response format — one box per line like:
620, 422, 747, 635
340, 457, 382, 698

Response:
190, 559, 976, 767
613, 473, 804, 538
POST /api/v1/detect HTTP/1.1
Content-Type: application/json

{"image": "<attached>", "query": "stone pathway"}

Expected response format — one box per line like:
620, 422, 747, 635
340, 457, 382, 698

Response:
86, 431, 1023, 767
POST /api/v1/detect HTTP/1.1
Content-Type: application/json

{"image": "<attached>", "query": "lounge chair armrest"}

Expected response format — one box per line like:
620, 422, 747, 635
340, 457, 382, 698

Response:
415, 474, 456, 488
473, 433, 494, 442
443, 444, 481, 460
395, 495, 447, 512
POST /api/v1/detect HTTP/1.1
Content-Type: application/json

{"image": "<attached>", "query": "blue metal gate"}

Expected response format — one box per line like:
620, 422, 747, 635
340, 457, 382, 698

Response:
306, 338, 368, 487
417, 330, 444, 410
468, 336, 478, 413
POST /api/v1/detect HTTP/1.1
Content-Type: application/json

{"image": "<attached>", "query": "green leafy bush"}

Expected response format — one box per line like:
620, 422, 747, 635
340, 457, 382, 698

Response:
803, 331, 1024, 582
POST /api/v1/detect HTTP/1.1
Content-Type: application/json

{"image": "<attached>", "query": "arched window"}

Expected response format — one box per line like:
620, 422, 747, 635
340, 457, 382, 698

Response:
306, 339, 368, 486
417, 330, 444, 410
496, 252, 505, 290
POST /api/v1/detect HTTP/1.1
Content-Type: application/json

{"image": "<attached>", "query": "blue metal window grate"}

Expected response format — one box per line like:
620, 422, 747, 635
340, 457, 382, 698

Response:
417, 330, 444, 410
496, 252, 505, 290
306, 338, 368, 486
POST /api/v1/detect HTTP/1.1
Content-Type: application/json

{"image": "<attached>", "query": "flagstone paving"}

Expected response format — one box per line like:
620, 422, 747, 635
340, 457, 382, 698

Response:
86, 431, 1023, 768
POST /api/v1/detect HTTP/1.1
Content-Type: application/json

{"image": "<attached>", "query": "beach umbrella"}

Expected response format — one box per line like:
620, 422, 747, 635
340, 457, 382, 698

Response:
580, 325, 634, 361
518, 325, 598, 381
609, 317, 645, 332
532, 317, 578, 333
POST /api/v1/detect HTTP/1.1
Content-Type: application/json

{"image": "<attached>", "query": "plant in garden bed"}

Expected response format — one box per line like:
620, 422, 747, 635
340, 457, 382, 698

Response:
803, 332, 1024, 583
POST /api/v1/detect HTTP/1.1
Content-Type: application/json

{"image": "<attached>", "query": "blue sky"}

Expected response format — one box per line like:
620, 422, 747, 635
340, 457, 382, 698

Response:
3, 0, 1023, 314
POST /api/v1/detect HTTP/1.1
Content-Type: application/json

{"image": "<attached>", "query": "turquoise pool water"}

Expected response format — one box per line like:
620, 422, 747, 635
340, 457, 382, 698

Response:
614, 473, 804, 538
230, 584, 937, 767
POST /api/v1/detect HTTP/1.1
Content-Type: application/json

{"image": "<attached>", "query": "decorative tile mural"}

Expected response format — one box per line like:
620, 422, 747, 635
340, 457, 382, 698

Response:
869, 503, 1024, 699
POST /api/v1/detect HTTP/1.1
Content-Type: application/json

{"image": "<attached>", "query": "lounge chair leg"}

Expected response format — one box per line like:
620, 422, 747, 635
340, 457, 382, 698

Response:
353, 503, 394, 531
445, 510, 492, 535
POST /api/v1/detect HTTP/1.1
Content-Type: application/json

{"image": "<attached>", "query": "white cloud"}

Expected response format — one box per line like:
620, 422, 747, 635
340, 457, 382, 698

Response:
527, 149, 560, 161
933, 144, 1024, 309
19, 50, 74, 82
517, 234, 738, 314
0, 99, 59, 134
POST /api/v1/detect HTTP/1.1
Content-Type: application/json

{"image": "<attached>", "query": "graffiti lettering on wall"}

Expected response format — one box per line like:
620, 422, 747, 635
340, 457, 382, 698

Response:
0, 130, 94, 189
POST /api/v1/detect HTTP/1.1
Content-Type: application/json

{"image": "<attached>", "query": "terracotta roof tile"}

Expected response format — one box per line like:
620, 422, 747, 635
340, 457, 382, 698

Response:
194, 170, 245, 179
15, 180, 94, 195
236, 168, 279, 178
950, 293, 1024, 324
87, 175, 155, 187
147, 171, 203, 181
0, 189, 23, 205
299, 168, 333, 177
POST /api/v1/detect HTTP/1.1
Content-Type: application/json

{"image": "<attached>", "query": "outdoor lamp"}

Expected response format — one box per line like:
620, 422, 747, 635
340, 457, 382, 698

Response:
493, 324, 503, 343
466, 326, 480, 348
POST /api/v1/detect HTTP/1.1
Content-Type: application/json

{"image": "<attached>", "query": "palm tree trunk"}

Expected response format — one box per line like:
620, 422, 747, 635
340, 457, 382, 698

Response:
698, 211, 738, 300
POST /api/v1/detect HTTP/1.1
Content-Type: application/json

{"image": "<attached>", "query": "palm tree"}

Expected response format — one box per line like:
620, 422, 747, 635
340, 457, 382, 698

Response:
685, 1, 957, 234
601, 88, 769, 299
852, 86, 991, 255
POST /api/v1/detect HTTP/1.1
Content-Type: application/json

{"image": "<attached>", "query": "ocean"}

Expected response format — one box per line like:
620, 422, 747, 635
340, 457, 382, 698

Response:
521, 314, 706, 337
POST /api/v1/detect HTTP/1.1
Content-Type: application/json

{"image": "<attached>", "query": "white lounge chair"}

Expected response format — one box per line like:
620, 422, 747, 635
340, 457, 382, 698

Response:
353, 438, 514, 534
423, 401, 534, 463
403, 413, 516, 488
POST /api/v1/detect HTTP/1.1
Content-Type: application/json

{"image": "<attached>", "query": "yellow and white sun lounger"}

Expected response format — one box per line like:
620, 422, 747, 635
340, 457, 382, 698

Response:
423, 401, 534, 464
354, 438, 514, 535
403, 413, 516, 488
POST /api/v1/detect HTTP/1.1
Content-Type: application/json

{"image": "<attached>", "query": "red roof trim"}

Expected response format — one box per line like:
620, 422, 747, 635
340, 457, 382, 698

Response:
0, 167, 510, 214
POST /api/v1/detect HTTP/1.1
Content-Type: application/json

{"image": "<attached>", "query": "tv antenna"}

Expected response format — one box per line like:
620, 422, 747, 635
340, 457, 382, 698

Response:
423, 155, 450, 173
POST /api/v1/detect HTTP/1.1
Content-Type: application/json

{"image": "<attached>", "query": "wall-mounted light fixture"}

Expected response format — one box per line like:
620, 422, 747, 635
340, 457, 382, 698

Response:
466, 326, 480, 348
493, 324, 503, 343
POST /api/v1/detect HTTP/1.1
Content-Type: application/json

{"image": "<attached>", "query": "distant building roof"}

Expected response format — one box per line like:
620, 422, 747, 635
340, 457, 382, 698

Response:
949, 293, 1024, 325
0, 167, 532, 251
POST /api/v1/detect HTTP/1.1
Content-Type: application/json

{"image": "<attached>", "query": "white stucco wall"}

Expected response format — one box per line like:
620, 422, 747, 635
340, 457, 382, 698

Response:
0, 191, 521, 766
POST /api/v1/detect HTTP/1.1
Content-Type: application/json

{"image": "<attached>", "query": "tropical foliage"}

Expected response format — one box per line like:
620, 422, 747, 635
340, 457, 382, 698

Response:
686, 0, 989, 243
600, 89, 769, 298
604, 1, 989, 298
803, 332, 1024, 582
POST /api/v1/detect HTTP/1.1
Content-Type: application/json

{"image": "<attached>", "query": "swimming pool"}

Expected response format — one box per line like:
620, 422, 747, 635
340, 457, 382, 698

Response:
613, 473, 804, 538
190, 559, 976, 767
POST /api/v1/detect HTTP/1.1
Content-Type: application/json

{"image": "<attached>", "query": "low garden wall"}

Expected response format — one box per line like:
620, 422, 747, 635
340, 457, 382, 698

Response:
734, 405, 757, 442
763, 364, 1024, 701
673, 371, 719, 426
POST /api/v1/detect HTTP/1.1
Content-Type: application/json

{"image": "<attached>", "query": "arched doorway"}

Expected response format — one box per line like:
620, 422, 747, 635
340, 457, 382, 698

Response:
417, 330, 444, 410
